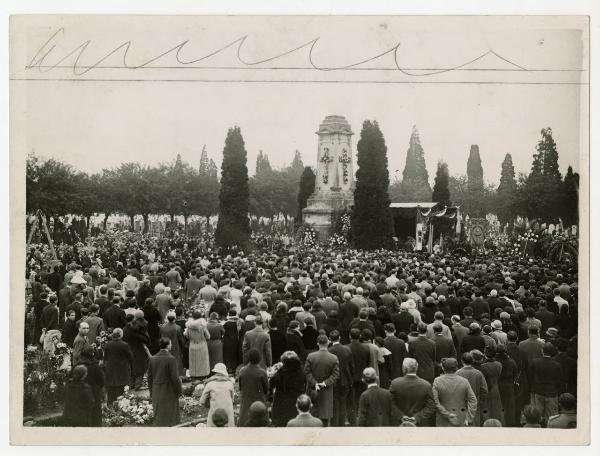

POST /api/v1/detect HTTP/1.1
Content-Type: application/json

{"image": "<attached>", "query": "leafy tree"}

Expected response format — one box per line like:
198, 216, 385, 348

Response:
111, 162, 149, 230
26, 153, 78, 219
432, 161, 451, 206
296, 166, 316, 225
215, 126, 251, 250
449, 175, 495, 217
351, 120, 393, 249
496, 153, 517, 224
390, 126, 432, 202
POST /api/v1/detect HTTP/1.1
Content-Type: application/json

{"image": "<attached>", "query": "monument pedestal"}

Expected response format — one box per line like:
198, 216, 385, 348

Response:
302, 191, 353, 241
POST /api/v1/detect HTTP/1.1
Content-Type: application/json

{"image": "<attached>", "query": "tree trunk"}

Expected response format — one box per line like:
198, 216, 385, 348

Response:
184, 214, 188, 235
206, 216, 210, 235
102, 213, 110, 231
170, 213, 175, 223
142, 214, 150, 234
129, 214, 135, 231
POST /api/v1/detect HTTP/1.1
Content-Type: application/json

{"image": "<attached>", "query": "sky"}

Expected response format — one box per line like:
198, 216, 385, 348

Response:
11, 15, 588, 186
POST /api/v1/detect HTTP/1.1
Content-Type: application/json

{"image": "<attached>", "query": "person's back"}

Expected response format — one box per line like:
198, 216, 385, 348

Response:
408, 326, 436, 383
286, 394, 323, 427
358, 369, 393, 426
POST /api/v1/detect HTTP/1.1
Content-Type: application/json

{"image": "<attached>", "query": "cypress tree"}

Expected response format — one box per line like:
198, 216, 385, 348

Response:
255, 150, 272, 177
199, 145, 209, 174
562, 166, 579, 226
351, 120, 393, 249
296, 166, 316, 225
467, 144, 484, 193
521, 127, 562, 221
396, 126, 432, 201
215, 126, 251, 250
432, 161, 451, 206
496, 154, 517, 224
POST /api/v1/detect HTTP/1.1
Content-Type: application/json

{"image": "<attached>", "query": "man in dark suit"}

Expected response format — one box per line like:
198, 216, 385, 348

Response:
530, 342, 565, 425
147, 337, 183, 426
242, 316, 272, 368
535, 300, 556, 335
469, 290, 490, 320
553, 338, 577, 396
287, 394, 323, 427
104, 327, 134, 404
58, 284, 75, 328
304, 335, 340, 427
103, 297, 127, 330
357, 367, 393, 426
408, 323, 436, 384
392, 303, 415, 334
383, 323, 407, 380
328, 330, 354, 426
432, 323, 457, 374
40, 295, 60, 332
268, 320, 287, 364
339, 292, 359, 343
389, 358, 436, 426
94, 286, 110, 318
347, 328, 371, 425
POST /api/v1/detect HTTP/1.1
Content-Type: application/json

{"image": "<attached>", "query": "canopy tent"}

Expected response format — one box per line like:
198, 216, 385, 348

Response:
389, 202, 461, 251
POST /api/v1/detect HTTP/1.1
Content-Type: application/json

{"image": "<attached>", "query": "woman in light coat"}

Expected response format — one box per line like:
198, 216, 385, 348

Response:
185, 311, 211, 379
199, 363, 235, 427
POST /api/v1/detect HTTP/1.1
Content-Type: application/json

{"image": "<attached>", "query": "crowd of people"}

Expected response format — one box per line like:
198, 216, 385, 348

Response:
24, 230, 578, 428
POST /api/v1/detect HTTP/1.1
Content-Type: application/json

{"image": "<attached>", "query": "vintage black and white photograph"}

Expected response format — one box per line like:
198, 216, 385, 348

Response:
9, 13, 590, 445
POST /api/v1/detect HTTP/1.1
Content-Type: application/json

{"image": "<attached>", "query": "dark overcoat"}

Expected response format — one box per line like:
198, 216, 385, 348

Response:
62, 380, 95, 426
147, 349, 183, 426
304, 349, 340, 419
123, 321, 150, 377
160, 322, 185, 375
358, 385, 394, 426
238, 363, 269, 426
104, 339, 134, 387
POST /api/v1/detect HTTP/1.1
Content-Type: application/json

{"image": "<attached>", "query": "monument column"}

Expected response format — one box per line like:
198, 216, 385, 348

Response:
302, 115, 355, 240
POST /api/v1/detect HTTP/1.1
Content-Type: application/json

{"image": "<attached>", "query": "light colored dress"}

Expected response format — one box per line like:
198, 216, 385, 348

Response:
185, 319, 211, 377
199, 375, 235, 427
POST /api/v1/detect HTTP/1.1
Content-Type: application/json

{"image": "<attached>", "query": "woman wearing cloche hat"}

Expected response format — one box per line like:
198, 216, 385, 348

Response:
199, 362, 235, 427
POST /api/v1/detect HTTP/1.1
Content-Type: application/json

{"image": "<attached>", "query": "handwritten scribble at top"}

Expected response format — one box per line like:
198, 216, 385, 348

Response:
26, 28, 530, 77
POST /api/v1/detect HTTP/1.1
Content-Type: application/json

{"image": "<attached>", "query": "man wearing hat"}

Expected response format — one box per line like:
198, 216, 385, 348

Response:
357, 367, 393, 426
304, 334, 340, 427
490, 320, 507, 345
457, 352, 488, 426
432, 357, 477, 427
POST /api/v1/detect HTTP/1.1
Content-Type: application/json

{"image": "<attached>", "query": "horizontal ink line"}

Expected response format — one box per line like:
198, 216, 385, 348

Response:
28, 65, 586, 72
10, 78, 589, 86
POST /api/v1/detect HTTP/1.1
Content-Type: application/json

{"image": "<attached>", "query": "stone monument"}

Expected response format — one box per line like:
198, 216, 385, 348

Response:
302, 115, 355, 240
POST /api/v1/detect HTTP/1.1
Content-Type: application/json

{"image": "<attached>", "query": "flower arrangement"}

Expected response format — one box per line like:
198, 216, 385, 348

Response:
23, 342, 71, 413
103, 386, 154, 426
266, 362, 283, 379
327, 233, 347, 249
301, 226, 318, 249
179, 396, 204, 417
